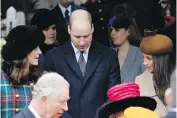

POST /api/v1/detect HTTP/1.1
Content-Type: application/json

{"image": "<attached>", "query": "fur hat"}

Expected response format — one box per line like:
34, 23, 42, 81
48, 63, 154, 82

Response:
109, 15, 132, 29
1, 25, 45, 61
140, 34, 173, 55
97, 83, 156, 118
30, 9, 56, 30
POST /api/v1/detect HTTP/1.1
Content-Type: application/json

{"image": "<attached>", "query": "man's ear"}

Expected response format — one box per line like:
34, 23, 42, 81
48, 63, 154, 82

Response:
68, 25, 71, 34
165, 88, 172, 105
41, 96, 47, 105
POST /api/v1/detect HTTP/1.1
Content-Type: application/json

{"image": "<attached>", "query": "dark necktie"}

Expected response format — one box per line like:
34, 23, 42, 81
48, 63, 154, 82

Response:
65, 9, 69, 25
78, 51, 86, 76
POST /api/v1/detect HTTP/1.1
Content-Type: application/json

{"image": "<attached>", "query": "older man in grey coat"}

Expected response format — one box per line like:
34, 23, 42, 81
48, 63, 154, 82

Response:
13, 72, 70, 118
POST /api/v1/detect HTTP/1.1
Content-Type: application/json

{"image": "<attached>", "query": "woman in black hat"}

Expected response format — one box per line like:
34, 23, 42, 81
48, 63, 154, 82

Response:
109, 14, 145, 83
30, 9, 58, 54
1, 25, 45, 117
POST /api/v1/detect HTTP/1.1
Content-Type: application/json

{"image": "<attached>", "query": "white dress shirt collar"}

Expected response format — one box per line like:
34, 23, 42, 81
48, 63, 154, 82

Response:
71, 41, 90, 62
58, 2, 72, 17
71, 41, 90, 54
28, 104, 41, 118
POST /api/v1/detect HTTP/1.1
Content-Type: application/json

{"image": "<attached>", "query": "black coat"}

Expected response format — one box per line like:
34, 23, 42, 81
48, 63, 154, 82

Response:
41, 41, 120, 118
39, 43, 58, 54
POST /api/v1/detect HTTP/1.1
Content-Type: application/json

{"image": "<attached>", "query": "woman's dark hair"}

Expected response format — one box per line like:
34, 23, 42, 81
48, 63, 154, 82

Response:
2, 58, 30, 84
127, 18, 142, 47
1, 58, 43, 85
152, 52, 175, 105
111, 17, 142, 47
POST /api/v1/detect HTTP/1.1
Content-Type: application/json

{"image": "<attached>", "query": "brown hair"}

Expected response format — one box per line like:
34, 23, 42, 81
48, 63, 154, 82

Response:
2, 58, 30, 84
127, 18, 142, 47
111, 18, 142, 47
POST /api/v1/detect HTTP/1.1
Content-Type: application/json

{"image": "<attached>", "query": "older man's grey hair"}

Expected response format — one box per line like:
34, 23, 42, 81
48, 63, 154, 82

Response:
32, 72, 70, 100
170, 68, 176, 108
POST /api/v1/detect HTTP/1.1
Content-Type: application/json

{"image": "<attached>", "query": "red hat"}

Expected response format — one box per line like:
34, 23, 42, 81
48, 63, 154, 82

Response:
97, 82, 157, 118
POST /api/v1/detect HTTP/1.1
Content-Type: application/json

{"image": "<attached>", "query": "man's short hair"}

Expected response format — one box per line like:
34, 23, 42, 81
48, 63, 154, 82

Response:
69, 9, 92, 26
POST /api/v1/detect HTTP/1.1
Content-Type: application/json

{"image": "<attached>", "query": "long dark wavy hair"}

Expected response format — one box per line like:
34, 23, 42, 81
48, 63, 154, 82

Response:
152, 52, 175, 105
1, 58, 43, 85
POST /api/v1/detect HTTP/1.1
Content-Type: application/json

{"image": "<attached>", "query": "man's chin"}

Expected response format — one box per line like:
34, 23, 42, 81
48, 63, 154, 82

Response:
78, 47, 87, 51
